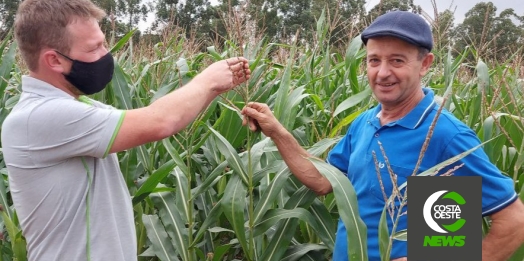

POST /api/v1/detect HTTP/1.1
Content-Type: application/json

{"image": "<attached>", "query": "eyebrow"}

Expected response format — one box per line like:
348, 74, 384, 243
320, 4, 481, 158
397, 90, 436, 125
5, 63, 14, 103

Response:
366, 53, 409, 59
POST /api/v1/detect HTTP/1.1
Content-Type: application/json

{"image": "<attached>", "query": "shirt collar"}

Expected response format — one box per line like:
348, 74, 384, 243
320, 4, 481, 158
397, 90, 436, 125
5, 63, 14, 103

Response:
22, 75, 75, 100
373, 88, 437, 129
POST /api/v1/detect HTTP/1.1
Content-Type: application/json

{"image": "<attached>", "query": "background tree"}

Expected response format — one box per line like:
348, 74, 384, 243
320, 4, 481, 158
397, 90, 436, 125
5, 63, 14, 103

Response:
155, 0, 213, 39
311, 0, 367, 48
0, 0, 21, 38
452, 2, 523, 62
430, 8, 455, 48
245, 0, 280, 41
116, 0, 150, 31
489, 8, 523, 61
277, 0, 315, 41
366, 0, 419, 25
92, 0, 126, 41
427, 9, 455, 63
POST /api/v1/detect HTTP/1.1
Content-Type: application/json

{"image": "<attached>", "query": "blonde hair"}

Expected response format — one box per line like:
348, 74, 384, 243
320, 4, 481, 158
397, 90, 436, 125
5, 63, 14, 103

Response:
14, 0, 106, 71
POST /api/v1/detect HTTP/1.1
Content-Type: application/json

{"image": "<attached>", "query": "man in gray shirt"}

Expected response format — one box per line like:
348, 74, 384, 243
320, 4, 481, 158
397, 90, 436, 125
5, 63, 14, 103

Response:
1, 0, 250, 260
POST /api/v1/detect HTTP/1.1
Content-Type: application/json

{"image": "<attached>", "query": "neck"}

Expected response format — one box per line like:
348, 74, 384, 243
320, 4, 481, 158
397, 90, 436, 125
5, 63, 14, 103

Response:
379, 89, 425, 125
29, 71, 80, 99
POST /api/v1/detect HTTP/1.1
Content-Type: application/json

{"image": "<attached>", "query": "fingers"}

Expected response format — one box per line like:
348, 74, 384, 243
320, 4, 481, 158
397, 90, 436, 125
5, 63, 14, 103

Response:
249, 118, 259, 132
241, 102, 272, 130
226, 57, 250, 84
226, 57, 248, 65
244, 102, 270, 113
241, 112, 261, 132
241, 113, 258, 132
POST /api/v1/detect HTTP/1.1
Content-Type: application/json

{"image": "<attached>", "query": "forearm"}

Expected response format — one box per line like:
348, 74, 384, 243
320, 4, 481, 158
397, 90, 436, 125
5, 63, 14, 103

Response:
271, 127, 332, 195
148, 76, 216, 135
482, 201, 524, 260
482, 221, 524, 260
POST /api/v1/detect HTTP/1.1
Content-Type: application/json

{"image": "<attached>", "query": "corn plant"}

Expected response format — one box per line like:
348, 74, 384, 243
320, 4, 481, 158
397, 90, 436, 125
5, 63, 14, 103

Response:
1, 11, 523, 261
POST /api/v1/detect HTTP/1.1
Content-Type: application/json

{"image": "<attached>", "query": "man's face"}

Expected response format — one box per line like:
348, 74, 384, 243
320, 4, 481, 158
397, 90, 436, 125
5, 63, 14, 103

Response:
61, 17, 108, 71
365, 36, 433, 109
58, 17, 108, 95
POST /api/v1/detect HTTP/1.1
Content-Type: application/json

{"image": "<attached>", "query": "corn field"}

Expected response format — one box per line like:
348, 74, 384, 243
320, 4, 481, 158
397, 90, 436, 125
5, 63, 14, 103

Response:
1, 13, 524, 261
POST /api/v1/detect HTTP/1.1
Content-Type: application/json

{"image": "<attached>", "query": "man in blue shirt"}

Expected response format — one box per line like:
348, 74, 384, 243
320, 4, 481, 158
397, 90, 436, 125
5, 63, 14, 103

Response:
241, 11, 524, 261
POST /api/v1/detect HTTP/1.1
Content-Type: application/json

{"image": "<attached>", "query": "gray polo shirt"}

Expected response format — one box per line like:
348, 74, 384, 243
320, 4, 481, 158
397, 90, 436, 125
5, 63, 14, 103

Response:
2, 76, 136, 261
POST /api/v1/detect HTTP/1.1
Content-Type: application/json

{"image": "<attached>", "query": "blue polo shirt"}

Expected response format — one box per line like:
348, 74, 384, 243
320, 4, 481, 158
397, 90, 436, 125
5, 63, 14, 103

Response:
327, 88, 517, 261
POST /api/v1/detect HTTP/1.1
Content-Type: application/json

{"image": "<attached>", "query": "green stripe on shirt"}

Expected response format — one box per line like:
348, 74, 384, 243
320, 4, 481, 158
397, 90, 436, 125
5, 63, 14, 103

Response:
104, 111, 126, 158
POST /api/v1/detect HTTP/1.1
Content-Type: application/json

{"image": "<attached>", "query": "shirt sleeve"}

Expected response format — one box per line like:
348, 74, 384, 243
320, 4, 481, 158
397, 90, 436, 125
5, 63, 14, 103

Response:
441, 127, 517, 216
26, 98, 124, 166
327, 131, 352, 175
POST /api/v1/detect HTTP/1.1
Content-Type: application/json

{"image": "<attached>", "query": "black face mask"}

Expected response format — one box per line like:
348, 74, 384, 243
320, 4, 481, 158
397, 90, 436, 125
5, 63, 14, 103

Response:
56, 51, 114, 95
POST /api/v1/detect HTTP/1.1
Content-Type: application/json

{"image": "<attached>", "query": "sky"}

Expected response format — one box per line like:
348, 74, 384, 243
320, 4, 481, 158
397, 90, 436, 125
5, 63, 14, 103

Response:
365, 0, 523, 23
139, 0, 523, 31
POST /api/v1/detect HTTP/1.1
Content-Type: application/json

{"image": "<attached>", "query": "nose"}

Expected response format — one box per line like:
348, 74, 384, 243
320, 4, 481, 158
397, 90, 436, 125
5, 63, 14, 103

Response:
377, 61, 391, 79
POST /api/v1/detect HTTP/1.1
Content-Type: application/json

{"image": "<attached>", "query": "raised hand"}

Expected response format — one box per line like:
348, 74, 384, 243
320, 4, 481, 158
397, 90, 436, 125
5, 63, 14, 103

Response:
241, 102, 285, 138
197, 57, 251, 95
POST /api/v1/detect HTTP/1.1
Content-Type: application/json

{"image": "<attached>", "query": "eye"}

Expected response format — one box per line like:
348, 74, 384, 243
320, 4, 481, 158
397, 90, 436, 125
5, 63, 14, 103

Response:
367, 58, 380, 66
92, 43, 106, 52
390, 59, 405, 66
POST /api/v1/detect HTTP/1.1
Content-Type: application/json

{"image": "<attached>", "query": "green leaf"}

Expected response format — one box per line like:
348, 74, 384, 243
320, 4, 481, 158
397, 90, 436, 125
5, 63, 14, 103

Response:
171, 168, 190, 223
392, 229, 407, 241
0, 40, 16, 96
215, 95, 247, 148
476, 59, 490, 95
0, 172, 13, 220
150, 192, 190, 261
378, 207, 390, 261
330, 108, 366, 138
221, 175, 250, 259
333, 88, 371, 117
207, 126, 249, 185
1, 211, 27, 261
191, 161, 228, 199
206, 46, 223, 60
212, 244, 233, 261
273, 44, 296, 130
192, 200, 224, 245
253, 165, 291, 224
132, 159, 176, 205
259, 187, 318, 261
281, 244, 328, 261
142, 214, 179, 261
110, 30, 136, 53
111, 62, 133, 110
253, 208, 319, 237
207, 227, 234, 233
309, 200, 336, 250
308, 158, 368, 261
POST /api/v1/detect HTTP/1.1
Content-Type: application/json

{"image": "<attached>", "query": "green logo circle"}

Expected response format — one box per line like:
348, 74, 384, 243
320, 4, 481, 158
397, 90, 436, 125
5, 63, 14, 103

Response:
423, 190, 466, 233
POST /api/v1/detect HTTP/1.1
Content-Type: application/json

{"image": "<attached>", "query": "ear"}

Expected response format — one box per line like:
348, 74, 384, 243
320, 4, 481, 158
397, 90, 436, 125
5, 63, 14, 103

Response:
419, 52, 434, 76
42, 50, 70, 74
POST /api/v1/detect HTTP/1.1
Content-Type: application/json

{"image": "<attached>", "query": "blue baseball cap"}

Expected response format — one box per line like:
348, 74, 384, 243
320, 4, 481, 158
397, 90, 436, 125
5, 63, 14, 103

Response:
361, 11, 433, 51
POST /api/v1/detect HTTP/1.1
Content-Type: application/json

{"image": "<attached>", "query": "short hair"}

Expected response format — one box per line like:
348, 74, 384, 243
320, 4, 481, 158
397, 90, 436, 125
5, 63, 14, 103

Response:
417, 46, 430, 61
14, 0, 106, 72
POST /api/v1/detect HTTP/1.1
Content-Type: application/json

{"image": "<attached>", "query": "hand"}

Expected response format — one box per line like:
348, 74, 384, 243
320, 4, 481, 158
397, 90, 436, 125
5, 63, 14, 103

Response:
391, 258, 407, 261
197, 57, 251, 94
241, 102, 284, 138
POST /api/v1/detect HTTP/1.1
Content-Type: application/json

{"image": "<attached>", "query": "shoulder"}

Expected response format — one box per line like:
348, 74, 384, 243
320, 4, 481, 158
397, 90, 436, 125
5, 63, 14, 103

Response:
431, 107, 475, 137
